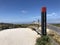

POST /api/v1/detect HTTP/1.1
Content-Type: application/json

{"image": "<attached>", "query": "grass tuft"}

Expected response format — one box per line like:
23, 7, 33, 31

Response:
35, 35, 51, 45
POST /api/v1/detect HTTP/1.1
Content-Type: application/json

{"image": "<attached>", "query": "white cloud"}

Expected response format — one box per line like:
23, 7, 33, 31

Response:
47, 12, 57, 16
21, 10, 27, 14
32, 12, 57, 19
33, 16, 41, 19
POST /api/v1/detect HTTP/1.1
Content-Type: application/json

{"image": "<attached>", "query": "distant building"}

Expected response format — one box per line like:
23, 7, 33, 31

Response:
32, 20, 41, 25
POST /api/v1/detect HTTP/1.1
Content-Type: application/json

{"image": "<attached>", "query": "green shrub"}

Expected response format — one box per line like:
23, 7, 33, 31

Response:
35, 35, 51, 45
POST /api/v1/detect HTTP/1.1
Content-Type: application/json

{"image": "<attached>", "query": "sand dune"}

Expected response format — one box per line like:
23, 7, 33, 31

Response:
0, 28, 40, 45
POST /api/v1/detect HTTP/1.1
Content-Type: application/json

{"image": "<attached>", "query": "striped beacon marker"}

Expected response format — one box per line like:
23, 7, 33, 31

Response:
41, 7, 47, 36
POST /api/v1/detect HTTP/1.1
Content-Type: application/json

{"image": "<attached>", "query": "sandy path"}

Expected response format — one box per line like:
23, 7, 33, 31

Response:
0, 28, 40, 45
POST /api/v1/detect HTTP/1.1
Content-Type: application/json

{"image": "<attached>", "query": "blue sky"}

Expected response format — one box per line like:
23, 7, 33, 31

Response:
0, 0, 60, 23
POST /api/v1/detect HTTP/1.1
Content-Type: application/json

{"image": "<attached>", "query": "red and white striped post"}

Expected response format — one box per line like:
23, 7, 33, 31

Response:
41, 7, 47, 36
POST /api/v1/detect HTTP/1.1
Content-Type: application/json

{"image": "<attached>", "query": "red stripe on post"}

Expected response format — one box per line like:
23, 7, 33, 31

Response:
42, 7, 46, 12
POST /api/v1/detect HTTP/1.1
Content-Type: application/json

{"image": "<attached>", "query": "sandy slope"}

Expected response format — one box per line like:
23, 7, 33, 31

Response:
0, 28, 40, 45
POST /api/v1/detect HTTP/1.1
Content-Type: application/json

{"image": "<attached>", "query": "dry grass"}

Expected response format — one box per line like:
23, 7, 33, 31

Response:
48, 30, 60, 44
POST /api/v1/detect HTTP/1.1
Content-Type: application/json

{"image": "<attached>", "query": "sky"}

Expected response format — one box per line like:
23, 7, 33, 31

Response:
0, 0, 60, 24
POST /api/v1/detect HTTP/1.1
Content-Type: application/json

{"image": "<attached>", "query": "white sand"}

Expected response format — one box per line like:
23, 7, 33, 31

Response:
0, 28, 40, 45
39, 27, 51, 33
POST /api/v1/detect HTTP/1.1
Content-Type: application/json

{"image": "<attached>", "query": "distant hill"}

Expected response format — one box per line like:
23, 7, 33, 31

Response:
0, 23, 39, 31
